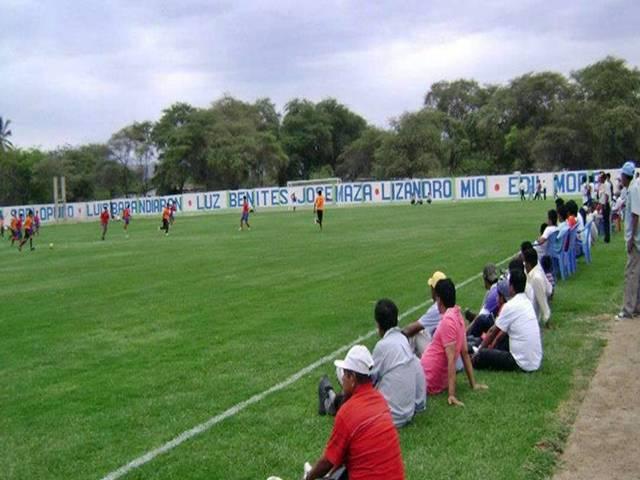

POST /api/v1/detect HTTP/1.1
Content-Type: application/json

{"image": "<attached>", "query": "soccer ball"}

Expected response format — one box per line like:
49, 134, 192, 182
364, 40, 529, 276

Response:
49, 243, 54, 249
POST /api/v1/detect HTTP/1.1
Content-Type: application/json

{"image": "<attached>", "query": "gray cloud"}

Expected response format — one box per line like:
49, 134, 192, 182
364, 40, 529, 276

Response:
1, 0, 639, 149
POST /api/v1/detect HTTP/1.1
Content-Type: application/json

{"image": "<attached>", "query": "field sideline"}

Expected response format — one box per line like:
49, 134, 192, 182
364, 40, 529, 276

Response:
0, 201, 625, 479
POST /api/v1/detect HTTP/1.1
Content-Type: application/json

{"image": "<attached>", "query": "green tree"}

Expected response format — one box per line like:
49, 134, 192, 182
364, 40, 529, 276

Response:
335, 128, 386, 180
572, 56, 640, 107
424, 79, 493, 120
373, 110, 445, 179
281, 99, 333, 179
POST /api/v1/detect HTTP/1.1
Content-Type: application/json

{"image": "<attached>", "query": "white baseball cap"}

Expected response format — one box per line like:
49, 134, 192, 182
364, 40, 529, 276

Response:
334, 345, 374, 376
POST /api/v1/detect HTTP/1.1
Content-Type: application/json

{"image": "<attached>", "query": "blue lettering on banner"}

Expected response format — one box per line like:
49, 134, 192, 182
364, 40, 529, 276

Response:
460, 178, 487, 199
196, 193, 222, 210
279, 189, 288, 205
554, 172, 587, 194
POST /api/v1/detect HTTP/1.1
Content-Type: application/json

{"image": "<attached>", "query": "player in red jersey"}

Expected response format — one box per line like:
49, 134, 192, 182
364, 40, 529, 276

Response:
239, 195, 251, 231
122, 205, 131, 238
100, 206, 110, 240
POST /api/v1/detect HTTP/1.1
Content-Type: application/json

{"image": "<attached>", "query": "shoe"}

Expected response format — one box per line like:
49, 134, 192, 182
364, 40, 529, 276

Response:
318, 375, 333, 415
464, 309, 475, 323
165, 233, 169, 237
616, 311, 632, 321
30, 247, 35, 251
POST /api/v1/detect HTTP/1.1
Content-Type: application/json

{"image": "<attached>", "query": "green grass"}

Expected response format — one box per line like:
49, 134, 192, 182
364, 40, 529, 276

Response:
0, 201, 625, 480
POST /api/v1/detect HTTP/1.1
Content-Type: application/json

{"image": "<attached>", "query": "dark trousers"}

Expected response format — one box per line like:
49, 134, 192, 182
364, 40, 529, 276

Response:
472, 336, 521, 371
603, 203, 611, 243
520, 189, 525, 201
467, 313, 494, 338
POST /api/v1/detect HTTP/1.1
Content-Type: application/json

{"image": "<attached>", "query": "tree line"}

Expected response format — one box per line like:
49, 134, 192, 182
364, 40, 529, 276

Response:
1, 56, 639, 206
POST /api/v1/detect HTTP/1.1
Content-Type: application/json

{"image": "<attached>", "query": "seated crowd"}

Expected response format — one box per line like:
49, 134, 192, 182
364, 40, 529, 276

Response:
298, 177, 623, 479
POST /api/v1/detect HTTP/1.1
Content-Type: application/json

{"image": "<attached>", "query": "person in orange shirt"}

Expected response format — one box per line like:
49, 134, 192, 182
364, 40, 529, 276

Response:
160, 204, 171, 236
314, 189, 325, 231
122, 205, 131, 238
11, 213, 22, 246
19, 210, 35, 251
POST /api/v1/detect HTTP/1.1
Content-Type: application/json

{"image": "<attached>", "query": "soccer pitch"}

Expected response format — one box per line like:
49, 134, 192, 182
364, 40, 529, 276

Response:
1, 201, 625, 480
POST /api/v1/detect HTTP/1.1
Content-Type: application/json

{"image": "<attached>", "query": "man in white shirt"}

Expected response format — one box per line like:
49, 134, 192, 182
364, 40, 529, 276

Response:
519, 179, 526, 201
472, 271, 543, 372
523, 248, 551, 326
599, 171, 613, 243
534, 209, 559, 258
617, 161, 640, 320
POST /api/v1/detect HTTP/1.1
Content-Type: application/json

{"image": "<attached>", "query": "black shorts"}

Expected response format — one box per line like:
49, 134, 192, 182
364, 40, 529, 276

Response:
317, 210, 323, 224
24, 229, 31, 240
162, 219, 169, 229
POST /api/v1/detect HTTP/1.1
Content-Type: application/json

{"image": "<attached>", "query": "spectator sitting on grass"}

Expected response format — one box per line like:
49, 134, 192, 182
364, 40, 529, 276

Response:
508, 257, 535, 306
420, 279, 487, 406
472, 270, 543, 372
402, 271, 446, 357
523, 248, 552, 327
465, 263, 500, 337
540, 255, 555, 299
307, 345, 405, 480
534, 210, 559, 258
319, 299, 426, 428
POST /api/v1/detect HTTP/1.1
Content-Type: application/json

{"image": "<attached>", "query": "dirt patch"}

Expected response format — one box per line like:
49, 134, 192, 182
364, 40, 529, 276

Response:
553, 319, 640, 480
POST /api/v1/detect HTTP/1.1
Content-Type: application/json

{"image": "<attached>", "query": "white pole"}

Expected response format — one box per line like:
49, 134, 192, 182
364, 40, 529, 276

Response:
60, 176, 67, 220
53, 176, 59, 223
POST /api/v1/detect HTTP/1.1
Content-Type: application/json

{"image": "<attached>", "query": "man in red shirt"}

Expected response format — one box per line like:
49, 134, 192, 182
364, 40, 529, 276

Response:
305, 345, 405, 480
100, 206, 110, 240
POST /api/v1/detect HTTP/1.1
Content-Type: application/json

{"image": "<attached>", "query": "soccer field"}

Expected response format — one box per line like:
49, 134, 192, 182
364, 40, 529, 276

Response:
0, 201, 625, 480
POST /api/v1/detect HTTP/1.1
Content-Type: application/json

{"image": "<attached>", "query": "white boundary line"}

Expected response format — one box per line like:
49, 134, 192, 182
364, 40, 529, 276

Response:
100, 254, 515, 480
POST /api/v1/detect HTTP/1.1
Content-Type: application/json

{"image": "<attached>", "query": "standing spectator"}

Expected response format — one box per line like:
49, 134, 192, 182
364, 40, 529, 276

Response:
599, 171, 613, 243
420, 279, 487, 406
553, 174, 560, 200
306, 345, 405, 480
617, 161, 640, 320
534, 179, 542, 200
542, 179, 547, 200
519, 179, 526, 201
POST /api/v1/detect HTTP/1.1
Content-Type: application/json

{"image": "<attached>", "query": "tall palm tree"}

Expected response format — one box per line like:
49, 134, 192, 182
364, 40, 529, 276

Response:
0, 116, 14, 151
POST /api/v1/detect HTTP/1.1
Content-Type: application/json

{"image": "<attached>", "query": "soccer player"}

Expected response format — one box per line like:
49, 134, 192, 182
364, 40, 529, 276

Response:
290, 192, 297, 212
12, 213, 23, 246
8, 213, 17, 244
122, 205, 131, 237
100, 206, 110, 240
0, 212, 4, 239
169, 201, 177, 225
18, 210, 35, 251
33, 211, 41, 235
314, 189, 324, 230
160, 204, 171, 235
239, 195, 251, 231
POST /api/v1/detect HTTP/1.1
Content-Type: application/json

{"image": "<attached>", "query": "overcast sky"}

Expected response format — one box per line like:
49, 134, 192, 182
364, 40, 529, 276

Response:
2, 0, 639, 149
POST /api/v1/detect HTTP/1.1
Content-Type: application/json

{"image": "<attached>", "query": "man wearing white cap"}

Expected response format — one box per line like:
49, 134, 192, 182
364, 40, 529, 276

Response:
617, 161, 640, 320
306, 345, 405, 480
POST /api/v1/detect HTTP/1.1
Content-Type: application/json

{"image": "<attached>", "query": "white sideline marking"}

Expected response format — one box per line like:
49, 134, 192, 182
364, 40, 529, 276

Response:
100, 254, 515, 480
